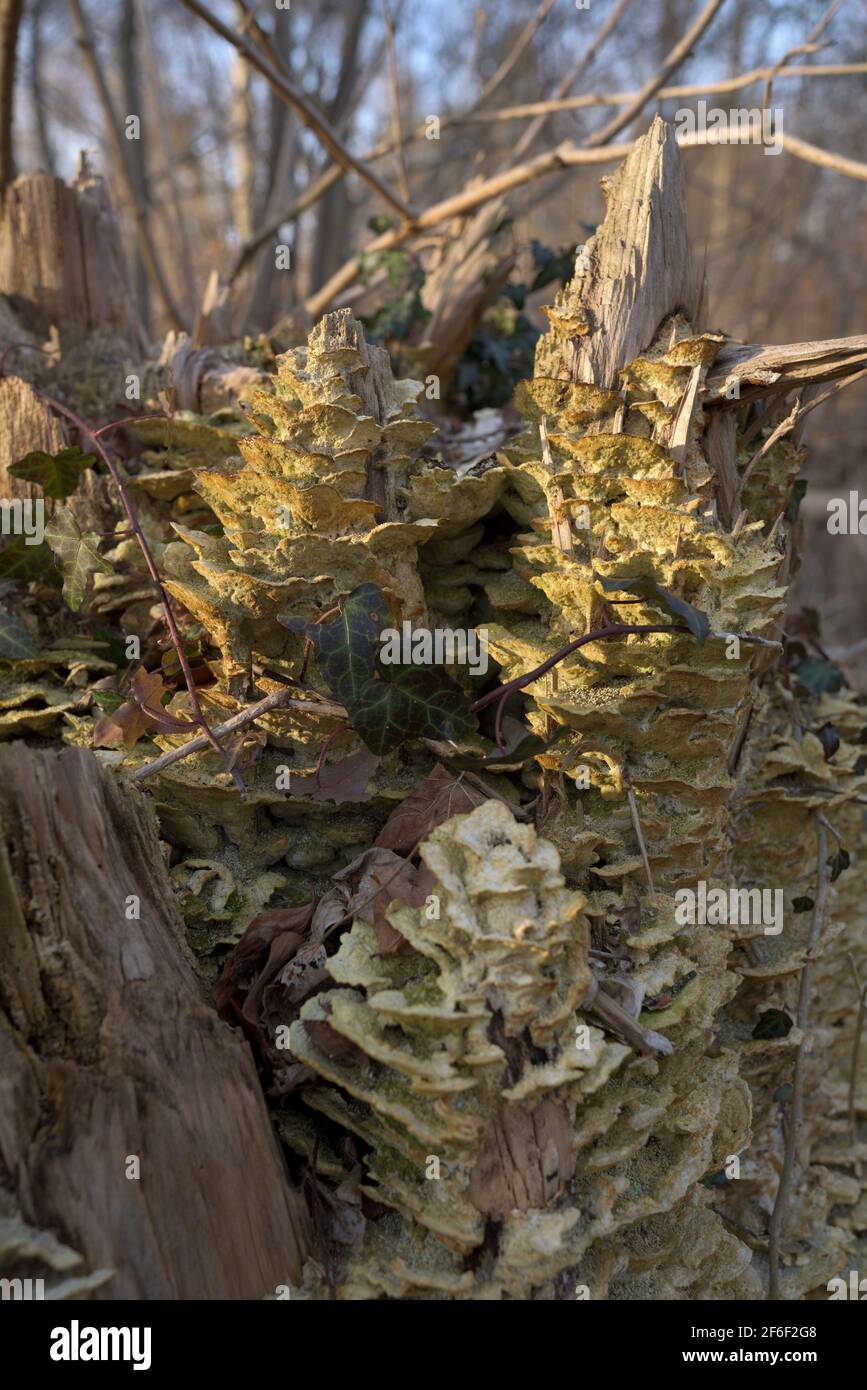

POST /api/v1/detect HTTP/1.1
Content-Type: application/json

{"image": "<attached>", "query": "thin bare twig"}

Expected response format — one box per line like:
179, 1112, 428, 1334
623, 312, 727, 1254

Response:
134, 688, 348, 782
513, 0, 633, 158
761, 0, 845, 109
471, 623, 689, 749
738, 367, 867, 504
452, 64, 867, 128
472, 0, 557, 113
471, 619, 779, 748
626, 781, 656, 903
228, 164, 343, 285
767, 814, 830, 1300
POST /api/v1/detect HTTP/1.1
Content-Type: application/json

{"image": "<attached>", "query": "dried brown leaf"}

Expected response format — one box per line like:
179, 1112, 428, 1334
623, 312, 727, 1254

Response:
289, 746, 381, 805
374, 764, 485, 855
92, 668, 170, 751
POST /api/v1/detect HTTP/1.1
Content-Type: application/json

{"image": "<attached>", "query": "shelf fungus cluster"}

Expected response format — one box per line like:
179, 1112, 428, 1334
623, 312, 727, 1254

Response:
132, 288, 863, 1299
238, 300, 784, 1297
285, 799, 754, 1299
162, 311, 437, 693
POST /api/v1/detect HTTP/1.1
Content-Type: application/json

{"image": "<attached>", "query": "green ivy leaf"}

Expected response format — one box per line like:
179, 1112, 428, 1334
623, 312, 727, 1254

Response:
91, 690, 125, 714
349, 666, 479, 756
0, 606, 37, 658
287, 583, 478, 755
0, 537, 62, 586
9, 446, 95, 499
792, 656, 844, 696
828, 848, 851, 882
595, 572, 710, 642
752, 1008, 793, 1040
367, 213, 395, 235
44, 510, 113, 611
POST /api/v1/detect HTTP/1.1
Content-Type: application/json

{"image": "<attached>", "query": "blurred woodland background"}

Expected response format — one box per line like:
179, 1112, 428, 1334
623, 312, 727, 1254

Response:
1, 0, 865, 668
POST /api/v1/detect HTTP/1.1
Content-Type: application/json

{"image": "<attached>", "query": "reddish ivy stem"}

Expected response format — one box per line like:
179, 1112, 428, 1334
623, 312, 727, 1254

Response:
471, 622, 689, 748
0, 341, 57, 376
313, 728, 339, 785
93, 413, 169, 439
26, 388, 245, 792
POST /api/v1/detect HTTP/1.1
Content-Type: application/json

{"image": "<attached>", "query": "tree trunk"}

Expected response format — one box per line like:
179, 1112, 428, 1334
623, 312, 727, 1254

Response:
29, 0, 57, 175
0, 0, 22, 193
119, 0, 151, 331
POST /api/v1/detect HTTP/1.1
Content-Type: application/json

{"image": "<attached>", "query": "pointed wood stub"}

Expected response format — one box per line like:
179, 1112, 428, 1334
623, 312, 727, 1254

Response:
535, 117, 704, 389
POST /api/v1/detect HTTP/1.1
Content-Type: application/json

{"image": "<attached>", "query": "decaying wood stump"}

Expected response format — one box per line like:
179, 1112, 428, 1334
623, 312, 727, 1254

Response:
0, 373, 120, 548
0, 165, 148, 354
0, 373, 64, 489
0, 746, 310, 1299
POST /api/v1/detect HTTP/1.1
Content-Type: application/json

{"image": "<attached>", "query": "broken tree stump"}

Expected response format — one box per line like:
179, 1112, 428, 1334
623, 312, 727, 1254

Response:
0, 746, 310, 1299
535, 116, 705, 389
0, 166, 148, 354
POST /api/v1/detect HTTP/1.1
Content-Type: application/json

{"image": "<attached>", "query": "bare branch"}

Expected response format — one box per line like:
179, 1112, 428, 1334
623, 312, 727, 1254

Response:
304, 124, 867, 318
514, 0, 633, 158
737, 368, 867, 508
453, 63, 867, 128
382, 0, 411, 206
763, 128, 867, 182
228, 164, 344, 287
472, 0, 557, 113
584, 0, 728, 147
177, 0, 415, 224
305, 137, 636, 316
134, 688, 348, 782
762, 0, 845, 109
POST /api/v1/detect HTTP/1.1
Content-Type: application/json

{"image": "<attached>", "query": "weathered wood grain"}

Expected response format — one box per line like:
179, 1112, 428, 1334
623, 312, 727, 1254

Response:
0, 746, 310, 1299
706, 335, 867, 403
534, 116, 705, 389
